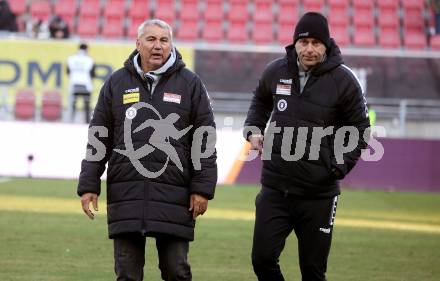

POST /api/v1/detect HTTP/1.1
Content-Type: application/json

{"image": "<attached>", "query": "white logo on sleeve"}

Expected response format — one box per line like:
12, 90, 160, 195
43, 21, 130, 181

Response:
125, 107, 137, 119
277, 99, 288, 111
319, 227, 331, 234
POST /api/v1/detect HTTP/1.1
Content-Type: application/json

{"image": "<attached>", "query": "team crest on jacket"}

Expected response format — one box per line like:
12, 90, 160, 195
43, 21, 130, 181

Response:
277, 99, 287, 111
125, 107, 137, 119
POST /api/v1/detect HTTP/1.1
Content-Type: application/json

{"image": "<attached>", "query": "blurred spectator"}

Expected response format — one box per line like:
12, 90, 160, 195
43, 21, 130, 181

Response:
429, 0, 440, 34
49, 15, 70, 39
0, 0, 18, 31
26, 18, 49, 39
67, 43, 95, 123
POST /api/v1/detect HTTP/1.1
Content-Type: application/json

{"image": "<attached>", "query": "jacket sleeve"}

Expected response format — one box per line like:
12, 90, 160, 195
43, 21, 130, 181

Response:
189, 76, 217, 200
331, 70, 370, 179
77, 79, 114, 196
243, 64, 274, 140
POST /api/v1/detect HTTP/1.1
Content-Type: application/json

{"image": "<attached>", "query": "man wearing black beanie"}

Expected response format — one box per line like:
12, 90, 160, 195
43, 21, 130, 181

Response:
244, 12, 370, 281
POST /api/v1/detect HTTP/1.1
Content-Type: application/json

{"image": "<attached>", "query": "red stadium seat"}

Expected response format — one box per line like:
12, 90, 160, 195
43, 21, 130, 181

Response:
103, 0, 126, 21
228, 2, 249, 23
327, 0, 348, 10
302, 0, 325, 12
203, 1, 223, 22
403, 10, 425, 33
254, 1, 273, 24
155, 0, 176, 24
401, 0, 425, 10
202, 21, 223, 42
353, 9, 375, 29
54, 0, 77, 19
352, 0, 374, 11
278, 4, 298, 25
77, 17, 99, 37
331, 25, 350, 46
379, 28, 401, 48
378, 9, 400, 29
404, 33, 427, 49
129, 1, 151, 22
176, 21, 199, 41
431, 35, 440, 50
227, 22, 248, 43
30, 0, 52, 21
128, 19, 143, 39
180, 0, 200, 23
328, 7, 349, 29
79, 0, 101, 19
9, 0, 27, 15
252, 23, 274, 44
14, 89, 36, 120
102, 18, 125, 39
278, 24, 294, 45
41, 90, 62, 121
377, 0, 399, 11
353, 27, 376, 47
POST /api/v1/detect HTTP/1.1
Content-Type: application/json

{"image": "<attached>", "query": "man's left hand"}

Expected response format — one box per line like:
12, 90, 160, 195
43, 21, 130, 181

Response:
189, 194, 208, 220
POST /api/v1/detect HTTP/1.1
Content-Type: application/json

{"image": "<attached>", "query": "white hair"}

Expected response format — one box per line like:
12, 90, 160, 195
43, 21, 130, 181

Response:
137, 19, 173, 40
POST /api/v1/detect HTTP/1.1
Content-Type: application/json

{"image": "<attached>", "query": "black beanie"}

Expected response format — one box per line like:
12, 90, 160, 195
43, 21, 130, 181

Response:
293, 12, 330, 48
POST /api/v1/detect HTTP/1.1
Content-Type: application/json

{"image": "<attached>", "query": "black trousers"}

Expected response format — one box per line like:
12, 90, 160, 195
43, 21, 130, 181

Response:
252, 186, 338, 281
71, 92, 91, 123
113, 233, 191, 281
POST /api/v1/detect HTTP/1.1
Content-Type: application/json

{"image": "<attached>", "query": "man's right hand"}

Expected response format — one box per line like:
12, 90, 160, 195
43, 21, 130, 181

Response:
249, 134, 264, 155
80, 192, 98, 220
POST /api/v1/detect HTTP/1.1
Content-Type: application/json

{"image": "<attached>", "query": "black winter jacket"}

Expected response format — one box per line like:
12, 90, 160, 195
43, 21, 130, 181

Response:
244, 39, 370, 198
78, 49, 217, 240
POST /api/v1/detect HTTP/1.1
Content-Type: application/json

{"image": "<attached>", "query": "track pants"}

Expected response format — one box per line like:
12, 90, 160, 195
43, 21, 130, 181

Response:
252, 186, 339, 281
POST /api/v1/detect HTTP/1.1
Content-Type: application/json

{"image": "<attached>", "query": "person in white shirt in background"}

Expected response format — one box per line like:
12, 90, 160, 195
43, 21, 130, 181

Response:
67, 43, 95, 123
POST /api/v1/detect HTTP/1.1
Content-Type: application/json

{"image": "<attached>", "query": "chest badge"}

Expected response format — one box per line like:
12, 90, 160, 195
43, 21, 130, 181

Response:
125, 107, 137, 119
277, 99, 288, 111
163, 92, 181, 104
276, 83, 291, 96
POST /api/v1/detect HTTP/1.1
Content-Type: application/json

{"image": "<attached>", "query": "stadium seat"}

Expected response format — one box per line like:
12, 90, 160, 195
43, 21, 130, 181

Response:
378, 9, 400, 29
404, 33, 427, 49
41, 90, 62, 121
128, 0, 151, 22
202, 21, 223, 42
328, 7, 349, 29
302, 0, 325, 12
401, 0, 425, 11
77, 17, 99, 37
327, 0, 348, 10
379, 28, 401, 48
331, 25, 350, 46
103, 0, 126, 21
352, 0, 374, 11
30, 0, 52, 21
403, 9, 425, 33
227, 22, 248, 43
176, 21, 199, 41
252, 23, 274, 44
14, 89, 36, 120
155, 0, 176, 24
353, 9, 375, 29
228, 2, 249, 24
102, 18, 125, 39
277, 4, 298, 26
79, 0, 101, 19
180, 0, 200, 23
203, 1, 223, 22
254, 1, 273, 24
278, 24, 294, 45
54, 0, 77, 20
9, 0, 27, 16
431, 35, 440, 50
353, 27, 376, 47
377, 0, 399, 11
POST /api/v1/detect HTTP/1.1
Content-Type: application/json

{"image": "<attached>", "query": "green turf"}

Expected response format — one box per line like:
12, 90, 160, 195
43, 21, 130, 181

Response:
0, 178, 439, 281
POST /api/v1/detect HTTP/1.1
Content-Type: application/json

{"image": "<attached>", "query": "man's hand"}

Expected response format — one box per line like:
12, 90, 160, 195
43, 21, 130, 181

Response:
249, 134, 264, 155
189, 194, 208, 220
80, 192, 98, 220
